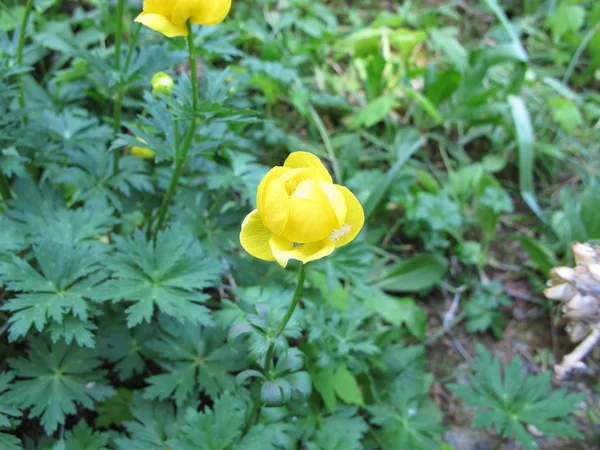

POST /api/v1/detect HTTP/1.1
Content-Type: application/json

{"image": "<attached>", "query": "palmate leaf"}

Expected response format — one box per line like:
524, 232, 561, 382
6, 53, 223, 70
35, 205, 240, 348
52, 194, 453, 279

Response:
3, 178, 116, 249
51, 421, 110, 450
0, 236, 108, 346
52, 148, 152, 212
449, 344, 586, 450
0, 372, 22, 449
113, 394, 184, 450
96, 227, 224, 327
367, 345, 444, 450
165, 392, 246, 450
143, 316, 243, 405
97, 316, 153, 381
305, 406, 368, 450
6, 338, 114, 435
0, 432, 22, 450
165, 392, 288, 450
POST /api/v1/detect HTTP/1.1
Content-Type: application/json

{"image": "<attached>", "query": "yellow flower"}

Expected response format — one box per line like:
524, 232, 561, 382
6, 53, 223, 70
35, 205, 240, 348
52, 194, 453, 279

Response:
135, 0, 232, 38
130, 138, 155, 159
240, 152, 364, 268
151, 71, 174, 96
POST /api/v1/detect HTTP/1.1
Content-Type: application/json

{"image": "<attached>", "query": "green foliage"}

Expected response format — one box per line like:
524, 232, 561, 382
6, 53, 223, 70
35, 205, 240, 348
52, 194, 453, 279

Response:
450, 345, 586, 450
0, 236, 106, 347
464, 281, 511, 338
6, 338, 114, 434
97, 227, 224, 327
0, 373, 22, 450
368, 345, 444, 450
143, 317, 243, 405
0, 0, 594, 448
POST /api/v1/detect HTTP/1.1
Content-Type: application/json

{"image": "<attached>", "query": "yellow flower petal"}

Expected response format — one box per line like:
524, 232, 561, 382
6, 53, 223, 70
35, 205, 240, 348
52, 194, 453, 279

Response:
282, 180, 336, 243
135, 13, 188, 37
239, 210, 275, 262
319, 181, 346, 228
260, 174, 290, 236
269, 236, 335, 268
329, 185, 364, 247
192, 0, 232, 26
284, 152, 332, 183
171, 0, 231, 27
257, 166, 288, 212
141, 0, 174, 16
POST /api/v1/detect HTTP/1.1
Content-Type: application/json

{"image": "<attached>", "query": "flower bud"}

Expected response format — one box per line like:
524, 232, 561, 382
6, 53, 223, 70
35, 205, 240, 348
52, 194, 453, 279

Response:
151, 72, 174, 97
131, 137, 155, 159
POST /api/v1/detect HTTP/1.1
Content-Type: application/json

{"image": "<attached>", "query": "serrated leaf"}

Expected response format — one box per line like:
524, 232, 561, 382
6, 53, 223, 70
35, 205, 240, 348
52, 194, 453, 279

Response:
53, 421, 110, 450
143, 317, 243, 405
0, 236, 106, 344
96, 227, 224, 327
6, 338, 114, 434
114, 394, 181, 450
305, 406, 368, 450
164, 392, 246, 450
449, 345, 585, 450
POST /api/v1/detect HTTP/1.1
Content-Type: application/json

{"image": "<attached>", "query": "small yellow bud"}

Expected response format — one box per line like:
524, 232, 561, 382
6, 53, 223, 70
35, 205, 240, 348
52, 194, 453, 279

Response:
151, 72, 174, 97
131, 137, 155, 159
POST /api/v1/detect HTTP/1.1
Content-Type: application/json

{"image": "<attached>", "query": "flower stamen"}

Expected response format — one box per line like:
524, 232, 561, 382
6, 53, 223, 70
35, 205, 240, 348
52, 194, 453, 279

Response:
328, 224, 352, 243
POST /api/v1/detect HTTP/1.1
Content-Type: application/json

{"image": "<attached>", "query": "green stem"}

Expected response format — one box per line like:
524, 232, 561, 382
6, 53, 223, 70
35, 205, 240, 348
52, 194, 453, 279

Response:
124, 23, 142, 75
494, 429, 505, 450
153, 22, 199, 234
0, 173, 11, 201
307, 104, 342, 184
263, 264, 308, 375
112, 0, 126, 175
17, 0, 34, 113
563, 23, 600, 85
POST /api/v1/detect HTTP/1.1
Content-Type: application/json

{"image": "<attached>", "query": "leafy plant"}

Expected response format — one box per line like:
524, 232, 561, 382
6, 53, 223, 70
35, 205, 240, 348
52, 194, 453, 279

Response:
450, 345, 586, 450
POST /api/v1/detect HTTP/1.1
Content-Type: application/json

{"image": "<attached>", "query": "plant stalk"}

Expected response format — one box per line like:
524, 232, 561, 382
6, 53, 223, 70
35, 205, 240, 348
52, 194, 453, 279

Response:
0, 173, 12, 201
17, 0, 34, 113
494, 428, 505, 450
112, 0, 126, 174
263, 264, 308, 375
153, 22, 199, 234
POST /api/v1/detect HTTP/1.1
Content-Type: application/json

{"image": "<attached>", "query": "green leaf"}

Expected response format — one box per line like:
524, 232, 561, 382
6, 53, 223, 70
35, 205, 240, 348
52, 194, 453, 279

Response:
0, 236, 106, 345
368, 366, 443, 450
312, 366, 337, 413
305, 406, 368, 450
430, 28, 468, 72
95, 389, 134, 428
362, 289, 425, 340
164, 392, 246, 450
508, 95, 546, 223
518, 236, 557, 275
143, 318, 243, 405
333, 365, 364, 406
349, 95, 395, 129
53, 421, 110, 450
548, 97, 583, 134
7, 338, 114, 434
449, 345, 586, 450
96, 227, 224, 327
474, 175, 503, 242
546, 4, 586, 41
0, 373, 20, 429
374, 254, 448, 292
364, 128, 424, 219
113, 395, 180, 450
